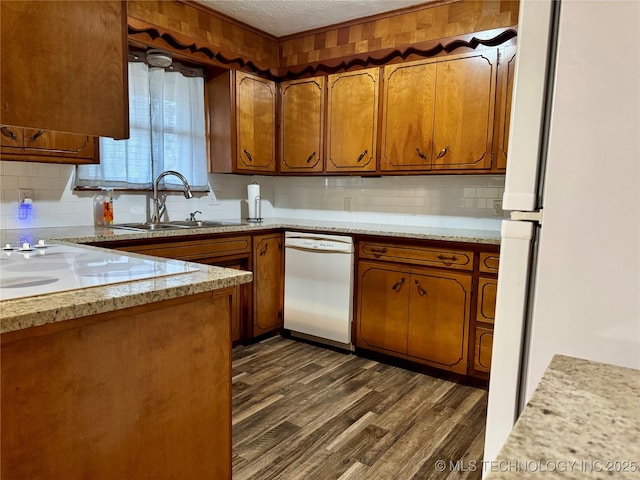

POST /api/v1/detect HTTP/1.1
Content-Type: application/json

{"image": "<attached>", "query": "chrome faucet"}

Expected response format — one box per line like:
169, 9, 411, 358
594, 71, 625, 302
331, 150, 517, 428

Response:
151, 170, 193, 223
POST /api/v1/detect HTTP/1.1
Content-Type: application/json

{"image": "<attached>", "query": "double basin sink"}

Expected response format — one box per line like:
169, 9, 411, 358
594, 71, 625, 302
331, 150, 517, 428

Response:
113, 220, 243, 232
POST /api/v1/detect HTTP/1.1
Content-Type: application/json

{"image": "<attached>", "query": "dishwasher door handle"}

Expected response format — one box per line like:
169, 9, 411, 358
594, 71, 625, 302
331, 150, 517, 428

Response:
285, 245, 352, 255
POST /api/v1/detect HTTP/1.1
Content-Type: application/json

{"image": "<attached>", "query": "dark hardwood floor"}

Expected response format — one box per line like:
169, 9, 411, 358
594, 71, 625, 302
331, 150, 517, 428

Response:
232, 336, 487, 480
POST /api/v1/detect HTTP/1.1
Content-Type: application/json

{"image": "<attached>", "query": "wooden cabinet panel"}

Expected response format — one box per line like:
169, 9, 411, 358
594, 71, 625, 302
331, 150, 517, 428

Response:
493, 46, 517, 171
407, 269, 471, 374
280, 77, 324, 173
476, 277, 497, 325
479, 252, 500, 273
474, 326, 493, 373
236, 72, 276, 172
431, 50, 497, 170
117, 236, 251, 262
253, 233, 284, 336
1, 1, 128, 139
326, 68, 379, 172
359, 241, 473, 271
0, 125, 97, 164
380, 61, 436, 171
356, 262, 409, 355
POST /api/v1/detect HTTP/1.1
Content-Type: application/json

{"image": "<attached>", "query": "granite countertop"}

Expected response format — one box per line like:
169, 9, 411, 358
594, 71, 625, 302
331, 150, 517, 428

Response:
487, 355, 640, 479
0, 242, 252, 334
0, 217, 502, 246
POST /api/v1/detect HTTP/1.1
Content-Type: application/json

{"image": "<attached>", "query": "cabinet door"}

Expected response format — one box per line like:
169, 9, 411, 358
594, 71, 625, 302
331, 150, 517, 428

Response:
474, 326, 493, 373
1, 1, 128, 139
431, 50, 497, 170
356, 261, 409, 355
235, 72, 276, 172
23, 129, 96, 160
326, 68, 378, 172
476, 277, 497, 325
253, 233, 284, 336
493, 46, 517, 171
407, 269, 471, 374
380, 61, 436, 171
280, 77, 324, 173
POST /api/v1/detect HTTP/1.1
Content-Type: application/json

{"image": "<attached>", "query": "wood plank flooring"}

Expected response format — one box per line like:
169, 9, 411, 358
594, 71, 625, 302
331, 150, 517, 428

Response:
232, 336, 487, 480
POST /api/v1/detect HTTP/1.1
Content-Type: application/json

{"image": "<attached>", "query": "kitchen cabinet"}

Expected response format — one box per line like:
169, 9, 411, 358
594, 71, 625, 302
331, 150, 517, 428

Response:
0, 125, 98, 164
1, 1, 128, 139
356, 240, 473, 375
326, 68, 379, 172
252, 233, 284, 336
279, 77, 325, 173
469, 251, 500, 377
208, 70, 276, 174
493, 46, 517, 171
103, 235, 252, 343
380, 50, 497, 172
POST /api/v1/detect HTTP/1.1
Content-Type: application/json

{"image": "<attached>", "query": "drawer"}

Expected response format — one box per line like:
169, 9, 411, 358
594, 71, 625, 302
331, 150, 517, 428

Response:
474, 326, 493, 373
477, 277, 497, 325
479, 252, 500, 273
119, 236, 252, 261
359, 241, 473, 270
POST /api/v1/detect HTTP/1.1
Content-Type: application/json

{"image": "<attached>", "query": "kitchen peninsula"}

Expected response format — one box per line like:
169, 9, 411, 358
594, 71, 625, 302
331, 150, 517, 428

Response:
0, 239, 251, 479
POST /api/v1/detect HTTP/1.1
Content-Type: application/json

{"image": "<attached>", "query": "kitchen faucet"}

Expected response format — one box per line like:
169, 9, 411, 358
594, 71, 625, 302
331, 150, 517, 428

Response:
151, 170, 193, 223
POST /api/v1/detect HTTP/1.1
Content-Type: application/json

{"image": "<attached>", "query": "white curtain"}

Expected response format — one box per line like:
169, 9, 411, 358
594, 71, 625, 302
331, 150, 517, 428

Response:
76, 62, 208, 191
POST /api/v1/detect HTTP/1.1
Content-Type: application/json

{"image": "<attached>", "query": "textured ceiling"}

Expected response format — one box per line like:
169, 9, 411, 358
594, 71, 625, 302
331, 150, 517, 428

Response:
196, 0, 433, 37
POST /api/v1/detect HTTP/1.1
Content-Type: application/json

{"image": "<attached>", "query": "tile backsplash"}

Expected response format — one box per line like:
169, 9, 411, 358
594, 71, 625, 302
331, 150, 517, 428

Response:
0, 160, 504, 231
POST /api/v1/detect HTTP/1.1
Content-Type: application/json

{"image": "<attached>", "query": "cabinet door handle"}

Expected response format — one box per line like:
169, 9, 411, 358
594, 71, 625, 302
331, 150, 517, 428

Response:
28, 129, 46, 142
259, 243, 269, 256
243, 149, 253, 162
1, 126, 17, 140
415, 147, 427, 159
392, 277, 406, 292
436, 145, 450, 159
437, 254, 457, 265
414, 279, 428, 296
369, 246, 387, 258
356, 149, 368, 163
306, 151, 316, 163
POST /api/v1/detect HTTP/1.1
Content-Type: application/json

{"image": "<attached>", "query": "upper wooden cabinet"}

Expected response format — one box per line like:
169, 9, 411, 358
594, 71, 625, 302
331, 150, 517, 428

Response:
326, 68, 379, 172
0, 1, 128, 139
493, 46, 517, 171
0, 125, 98, 164
381, 50, 497, 172
280, 77, 325, 173
208, 70, 277, 174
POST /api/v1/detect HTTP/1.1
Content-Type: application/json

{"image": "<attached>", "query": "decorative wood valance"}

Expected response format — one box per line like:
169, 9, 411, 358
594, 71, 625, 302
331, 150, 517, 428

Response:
128, 18, 517, 81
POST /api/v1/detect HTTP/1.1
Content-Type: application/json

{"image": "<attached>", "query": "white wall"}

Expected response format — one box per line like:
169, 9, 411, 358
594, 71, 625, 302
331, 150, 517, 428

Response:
0, 160, 505, 230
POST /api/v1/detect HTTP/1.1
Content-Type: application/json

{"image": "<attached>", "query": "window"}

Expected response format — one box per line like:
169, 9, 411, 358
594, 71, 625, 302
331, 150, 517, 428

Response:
76, 61, 208, 191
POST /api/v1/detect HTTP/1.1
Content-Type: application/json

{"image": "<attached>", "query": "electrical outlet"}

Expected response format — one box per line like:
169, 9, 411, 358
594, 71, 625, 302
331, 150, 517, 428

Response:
344, 197, 352, 211
18, 188, 34, 205
493, 199, 503, 216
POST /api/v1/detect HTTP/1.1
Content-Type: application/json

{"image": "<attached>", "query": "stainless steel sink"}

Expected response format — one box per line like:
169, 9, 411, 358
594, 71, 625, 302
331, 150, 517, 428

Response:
113, 220, 242, 232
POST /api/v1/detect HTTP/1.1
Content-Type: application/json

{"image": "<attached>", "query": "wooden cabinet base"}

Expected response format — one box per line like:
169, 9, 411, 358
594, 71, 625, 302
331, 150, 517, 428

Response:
1, 289, 235, 480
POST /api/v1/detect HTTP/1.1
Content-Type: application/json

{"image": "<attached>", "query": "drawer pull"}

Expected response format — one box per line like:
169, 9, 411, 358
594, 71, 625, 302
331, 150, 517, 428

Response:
28, 129, 46, 142
1, 126, 17, 140
243, 148, 253, 162
356, 149, 368, 163
436, 145, 450, 159
414, 279, 428, 296
415, 147, 427, 159
391, 277, 405, 292
437, 254, 457, 265
369, 247, 387, 258
259, 243, 269, 256
306, 151, 316, 164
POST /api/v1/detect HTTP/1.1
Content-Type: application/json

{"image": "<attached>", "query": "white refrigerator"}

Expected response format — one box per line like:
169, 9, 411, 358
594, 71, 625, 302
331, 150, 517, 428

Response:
484, 0, 640, 463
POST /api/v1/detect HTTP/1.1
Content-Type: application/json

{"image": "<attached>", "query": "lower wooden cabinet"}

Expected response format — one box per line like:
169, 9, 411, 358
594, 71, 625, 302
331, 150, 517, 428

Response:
252, 233, 284, 336
469, 254, 499, 379
356, 259, 471, 375
474, 326, 494, 373
0, 124, 98, 164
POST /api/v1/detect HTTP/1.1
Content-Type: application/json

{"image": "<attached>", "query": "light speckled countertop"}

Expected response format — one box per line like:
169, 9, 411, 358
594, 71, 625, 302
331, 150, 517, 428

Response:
487, 355, 640, 479
0, 242, 252, 334
0, 217, 501, 246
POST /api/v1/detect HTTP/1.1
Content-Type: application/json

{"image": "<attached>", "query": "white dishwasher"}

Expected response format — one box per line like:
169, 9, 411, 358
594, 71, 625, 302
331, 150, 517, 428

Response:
284, 231, 354, 351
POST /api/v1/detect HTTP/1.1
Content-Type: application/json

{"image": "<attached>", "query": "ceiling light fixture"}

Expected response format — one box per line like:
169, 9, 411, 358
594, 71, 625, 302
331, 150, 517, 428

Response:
146, 49, 173, 68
